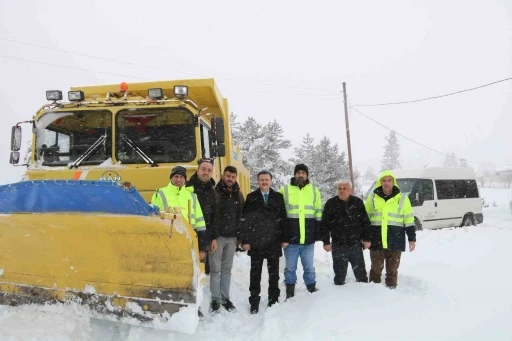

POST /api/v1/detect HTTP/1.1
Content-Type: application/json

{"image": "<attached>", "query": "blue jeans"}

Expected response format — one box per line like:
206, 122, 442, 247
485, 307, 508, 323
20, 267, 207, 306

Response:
283, 244, 316, 286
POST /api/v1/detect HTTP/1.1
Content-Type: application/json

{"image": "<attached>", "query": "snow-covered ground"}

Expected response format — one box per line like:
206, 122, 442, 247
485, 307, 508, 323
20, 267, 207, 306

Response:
1, 188, 511, 341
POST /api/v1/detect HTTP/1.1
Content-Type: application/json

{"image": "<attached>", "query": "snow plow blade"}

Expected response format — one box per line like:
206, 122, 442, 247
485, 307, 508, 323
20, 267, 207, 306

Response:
0, 180, 203, 325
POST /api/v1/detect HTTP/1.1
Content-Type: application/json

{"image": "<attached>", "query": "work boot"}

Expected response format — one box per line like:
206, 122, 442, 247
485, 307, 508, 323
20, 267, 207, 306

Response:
268, 297, 279, 307
249, 296, 260, 314
306, 283, 317, 293
285, 284, 295, 299
209, 301, 220, 315
222, 299, 237, 312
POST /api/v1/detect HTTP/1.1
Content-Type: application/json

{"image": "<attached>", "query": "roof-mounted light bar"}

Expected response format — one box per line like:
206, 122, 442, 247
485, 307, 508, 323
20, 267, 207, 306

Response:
148, 88, 164, 100
174, 85, 188, 98
46, 90, 63, 101
68, 90, 85, 102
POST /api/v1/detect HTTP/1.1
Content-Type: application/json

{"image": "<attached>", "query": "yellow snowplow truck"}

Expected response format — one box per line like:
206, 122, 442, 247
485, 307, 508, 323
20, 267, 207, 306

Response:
0, 79, 250, 330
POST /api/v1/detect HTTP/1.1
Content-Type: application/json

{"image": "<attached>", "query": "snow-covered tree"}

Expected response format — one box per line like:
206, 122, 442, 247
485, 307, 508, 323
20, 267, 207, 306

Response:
352, 167, 362, 196
363, 165, 377, 185
291, 134, 348, 202
443, 153, 458, 168
381, 130, 401, 171
230, 115, 291, 190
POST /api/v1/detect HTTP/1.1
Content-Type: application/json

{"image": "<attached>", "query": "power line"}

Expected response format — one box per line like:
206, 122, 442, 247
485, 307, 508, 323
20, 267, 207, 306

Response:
0, 54, 151, 80
354, 77, 512, 107
222, 87, 340, 97
349, 106, 512, 167
0, 54, 341, 98
0, 37, 342, 93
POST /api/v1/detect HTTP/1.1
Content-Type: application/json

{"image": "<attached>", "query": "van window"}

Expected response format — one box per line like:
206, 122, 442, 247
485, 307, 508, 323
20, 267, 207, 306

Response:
435, 179, 478, 199
455, 180, 479, 198
422, 179, 434, 200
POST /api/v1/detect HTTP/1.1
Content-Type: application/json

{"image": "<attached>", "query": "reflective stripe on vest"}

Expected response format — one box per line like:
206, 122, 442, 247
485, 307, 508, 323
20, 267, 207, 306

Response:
398, 193, 407, 213
282, 185, 317, 216
284, 185, 290, 210
369, 193, 410, 227
158, 190, 168, 210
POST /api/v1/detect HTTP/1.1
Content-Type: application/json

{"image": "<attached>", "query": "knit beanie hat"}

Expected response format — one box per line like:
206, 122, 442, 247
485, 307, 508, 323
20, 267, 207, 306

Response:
170, 166, 187, 180
294, 164, 309, 176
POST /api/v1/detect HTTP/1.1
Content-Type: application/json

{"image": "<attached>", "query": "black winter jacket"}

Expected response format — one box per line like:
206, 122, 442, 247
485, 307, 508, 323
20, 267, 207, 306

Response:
241, 188, 290, 258
214, 180, 244, 238
321, 195, 372, 247
186, 173, 218, 241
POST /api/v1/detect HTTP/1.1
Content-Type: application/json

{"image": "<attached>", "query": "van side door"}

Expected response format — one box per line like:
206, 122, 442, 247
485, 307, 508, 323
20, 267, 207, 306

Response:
434, 180, 463, 228
411, 179, 438, 229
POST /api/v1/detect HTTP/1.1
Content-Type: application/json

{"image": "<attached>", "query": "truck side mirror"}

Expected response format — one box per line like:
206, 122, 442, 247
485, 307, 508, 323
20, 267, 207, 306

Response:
11, 126, 22, 152
211, 117, 225, 144
215, 143, 226, 157
9, 152, 20, 165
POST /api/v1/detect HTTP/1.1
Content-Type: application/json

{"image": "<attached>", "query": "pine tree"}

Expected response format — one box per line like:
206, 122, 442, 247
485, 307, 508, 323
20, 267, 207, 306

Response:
381, 130, 401, 170
230, 116, 291, 190
443, 153, 458, 168
363, 165, 377, 184
291, 135, 348, 202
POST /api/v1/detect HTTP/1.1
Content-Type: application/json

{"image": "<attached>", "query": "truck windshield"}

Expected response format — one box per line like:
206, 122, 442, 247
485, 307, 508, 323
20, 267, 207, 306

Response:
115, 108, 196, 164
35, 110, 112, 166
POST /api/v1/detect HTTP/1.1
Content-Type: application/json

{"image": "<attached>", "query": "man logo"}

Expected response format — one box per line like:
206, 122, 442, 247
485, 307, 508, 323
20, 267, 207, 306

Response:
99, 170, 121, 182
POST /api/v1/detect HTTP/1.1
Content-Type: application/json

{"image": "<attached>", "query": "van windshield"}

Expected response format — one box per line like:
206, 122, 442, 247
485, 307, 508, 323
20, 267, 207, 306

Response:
396, 178, 420, 194
364, 178, 420, 197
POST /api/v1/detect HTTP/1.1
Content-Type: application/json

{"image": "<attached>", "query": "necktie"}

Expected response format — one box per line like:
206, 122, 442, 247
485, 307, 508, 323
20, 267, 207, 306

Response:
263, 193, 269, 205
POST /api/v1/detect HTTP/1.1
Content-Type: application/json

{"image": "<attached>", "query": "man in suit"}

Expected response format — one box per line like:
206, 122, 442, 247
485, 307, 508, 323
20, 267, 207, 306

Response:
241, 170, 290, 314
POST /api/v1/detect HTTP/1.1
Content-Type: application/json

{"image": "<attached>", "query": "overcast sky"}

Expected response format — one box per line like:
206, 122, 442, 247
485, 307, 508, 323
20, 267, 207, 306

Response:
1, 0, 511, 185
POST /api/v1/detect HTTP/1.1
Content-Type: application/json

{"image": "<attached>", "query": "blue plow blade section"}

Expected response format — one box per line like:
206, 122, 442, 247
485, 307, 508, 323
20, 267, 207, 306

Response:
0, 180, 159, 216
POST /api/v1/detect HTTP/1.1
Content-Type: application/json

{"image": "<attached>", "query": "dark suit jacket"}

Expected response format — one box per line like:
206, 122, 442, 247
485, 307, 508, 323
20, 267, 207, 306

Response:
241, 188, 290, 258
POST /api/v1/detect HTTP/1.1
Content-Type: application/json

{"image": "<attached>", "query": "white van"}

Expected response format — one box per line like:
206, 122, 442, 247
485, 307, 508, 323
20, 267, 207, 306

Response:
365, 168, 483, 230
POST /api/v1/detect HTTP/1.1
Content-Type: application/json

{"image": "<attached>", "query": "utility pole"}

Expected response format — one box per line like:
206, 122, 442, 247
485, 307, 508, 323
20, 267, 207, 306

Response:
343, 82, 354, 192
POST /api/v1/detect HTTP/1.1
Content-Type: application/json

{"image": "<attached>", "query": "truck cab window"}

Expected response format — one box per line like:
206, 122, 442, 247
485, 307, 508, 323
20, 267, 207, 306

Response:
35, 110, 112, 166
200, 123, 212, 159
116, 108, 196, 164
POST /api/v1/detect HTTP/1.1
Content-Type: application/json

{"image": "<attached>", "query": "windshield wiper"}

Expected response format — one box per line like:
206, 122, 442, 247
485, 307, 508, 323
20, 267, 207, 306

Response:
119, 134, 158, 167
69, 134, 107, 169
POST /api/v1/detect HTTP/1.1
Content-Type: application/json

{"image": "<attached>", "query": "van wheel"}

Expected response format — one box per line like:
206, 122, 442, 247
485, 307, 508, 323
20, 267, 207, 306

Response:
414, 218, 423, 231
461, 214, 475, 227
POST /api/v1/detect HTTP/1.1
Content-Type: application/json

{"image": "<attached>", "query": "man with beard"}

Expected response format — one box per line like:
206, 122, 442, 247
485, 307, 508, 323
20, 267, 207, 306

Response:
279, 164, 323, 298
209, 166, 245, 314
186, 158, 218, 274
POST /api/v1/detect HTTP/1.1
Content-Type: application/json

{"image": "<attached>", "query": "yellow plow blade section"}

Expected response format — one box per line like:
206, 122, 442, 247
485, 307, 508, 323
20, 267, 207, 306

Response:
0, 213, 202, 318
